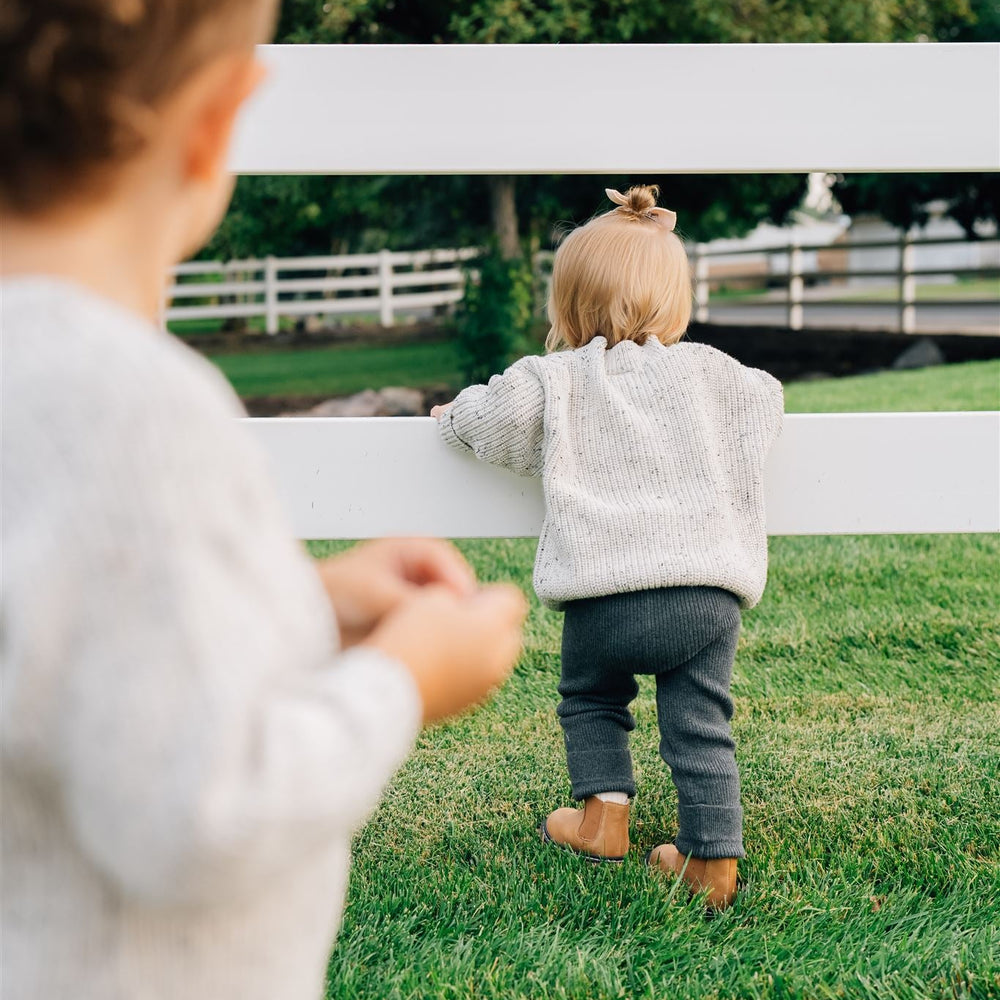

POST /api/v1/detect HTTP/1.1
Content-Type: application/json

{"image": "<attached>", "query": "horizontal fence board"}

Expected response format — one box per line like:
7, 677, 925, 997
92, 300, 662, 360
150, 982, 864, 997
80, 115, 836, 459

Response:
230, 43, 1000, 174
391, 290, 464, 309
699, 236, 1000, 258
168, 281, 266, 298
391, 268, 464, 289
397, 248, 480, 266
764, 413, 999, 533
278, 297, 377, 316
277, 274, 380, 293
164, 303, 263, 321
277, 253, 383, 270
174, 260, 263, 274
244, 413, 1000, 539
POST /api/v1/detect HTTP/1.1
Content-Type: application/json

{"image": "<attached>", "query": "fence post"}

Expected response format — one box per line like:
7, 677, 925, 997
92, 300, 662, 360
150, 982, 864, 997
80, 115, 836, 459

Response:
264, 256, 279, 335
787, 242, 804, 331
694, 244, 710, 323
899, 233, 916, 334
378, 249, 394, 327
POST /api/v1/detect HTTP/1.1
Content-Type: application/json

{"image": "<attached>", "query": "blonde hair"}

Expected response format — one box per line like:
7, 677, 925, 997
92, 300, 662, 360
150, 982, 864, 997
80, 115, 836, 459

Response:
545, 185, 692, 352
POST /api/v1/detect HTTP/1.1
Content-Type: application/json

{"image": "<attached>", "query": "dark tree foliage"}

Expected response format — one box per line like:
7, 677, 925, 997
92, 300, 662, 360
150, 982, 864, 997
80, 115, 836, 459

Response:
831, 174, 999, 239
208, 173, 809, 259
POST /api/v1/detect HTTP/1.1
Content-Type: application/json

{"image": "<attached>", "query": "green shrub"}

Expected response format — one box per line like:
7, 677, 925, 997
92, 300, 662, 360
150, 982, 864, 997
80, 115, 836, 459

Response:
454, 250, 534, 385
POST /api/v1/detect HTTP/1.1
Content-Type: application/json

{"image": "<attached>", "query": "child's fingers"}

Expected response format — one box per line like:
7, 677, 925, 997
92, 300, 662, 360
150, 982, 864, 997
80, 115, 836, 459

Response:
387, 538, 477, 595
470, 583, 529, 625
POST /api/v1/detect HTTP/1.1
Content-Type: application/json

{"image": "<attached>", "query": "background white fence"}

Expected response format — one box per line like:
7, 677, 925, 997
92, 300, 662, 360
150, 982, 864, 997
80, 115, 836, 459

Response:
167, 247, 479, 332
169, 234, 997, 336
689, 233, 1000, 333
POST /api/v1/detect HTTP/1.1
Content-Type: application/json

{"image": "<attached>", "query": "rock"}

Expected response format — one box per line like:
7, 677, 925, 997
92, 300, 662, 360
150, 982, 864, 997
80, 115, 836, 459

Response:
310, 390, 382, 417
376, 387, 425, 416
891, 338, 945, 371
282, 387, 425, 418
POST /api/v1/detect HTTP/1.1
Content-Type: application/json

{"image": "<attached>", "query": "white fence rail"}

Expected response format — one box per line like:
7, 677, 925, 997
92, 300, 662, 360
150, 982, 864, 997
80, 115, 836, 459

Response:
166, 247, 478, 332
245, 413, 1000, 539
688, 234, 1000, 334
223, 43, 996, 540
173, 235, 998, 336
231, 44, 999, 174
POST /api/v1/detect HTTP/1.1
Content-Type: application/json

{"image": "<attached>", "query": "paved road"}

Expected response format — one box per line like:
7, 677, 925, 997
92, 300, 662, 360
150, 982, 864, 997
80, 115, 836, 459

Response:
706, 302, 999, 336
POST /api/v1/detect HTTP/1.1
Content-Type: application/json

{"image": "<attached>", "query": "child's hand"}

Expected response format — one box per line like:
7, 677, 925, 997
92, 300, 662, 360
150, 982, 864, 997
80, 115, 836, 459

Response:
430, 402, 454, 418
317, 539, 476, 647
362, 583, 528, 724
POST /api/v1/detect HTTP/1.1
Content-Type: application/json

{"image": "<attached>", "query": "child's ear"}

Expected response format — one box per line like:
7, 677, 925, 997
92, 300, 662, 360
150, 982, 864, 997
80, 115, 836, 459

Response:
180, 53, 267, 184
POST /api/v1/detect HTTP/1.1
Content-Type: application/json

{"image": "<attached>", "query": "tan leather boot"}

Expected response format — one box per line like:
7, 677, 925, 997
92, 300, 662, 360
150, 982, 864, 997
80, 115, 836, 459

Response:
647, 843, 738, 910
540, 796, 629, 862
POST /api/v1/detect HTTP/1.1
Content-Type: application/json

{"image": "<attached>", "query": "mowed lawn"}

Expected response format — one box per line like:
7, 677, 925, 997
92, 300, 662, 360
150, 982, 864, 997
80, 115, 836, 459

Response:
210, 334, 999, 413
301, 362, 1000, 1000
782, 359, 1000, 413
210, 340, 463, 399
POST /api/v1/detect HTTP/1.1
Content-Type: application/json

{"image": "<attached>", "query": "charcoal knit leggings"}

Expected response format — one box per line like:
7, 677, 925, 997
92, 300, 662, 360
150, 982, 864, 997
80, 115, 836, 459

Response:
557, 586, 744, 859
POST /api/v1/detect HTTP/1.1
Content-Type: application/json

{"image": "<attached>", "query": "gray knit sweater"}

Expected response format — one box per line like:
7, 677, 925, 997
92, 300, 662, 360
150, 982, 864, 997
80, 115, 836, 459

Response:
1, 278, 422, 1000
439, 336, 783, 609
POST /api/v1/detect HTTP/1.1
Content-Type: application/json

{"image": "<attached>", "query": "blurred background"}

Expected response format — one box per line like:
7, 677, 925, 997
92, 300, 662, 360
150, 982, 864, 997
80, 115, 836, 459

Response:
164, 0, 1000, 417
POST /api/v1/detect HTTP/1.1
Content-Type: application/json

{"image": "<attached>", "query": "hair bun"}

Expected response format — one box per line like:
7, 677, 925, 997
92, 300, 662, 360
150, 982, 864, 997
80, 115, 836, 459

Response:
606, 185, 658, 215
604, 185, 677, 232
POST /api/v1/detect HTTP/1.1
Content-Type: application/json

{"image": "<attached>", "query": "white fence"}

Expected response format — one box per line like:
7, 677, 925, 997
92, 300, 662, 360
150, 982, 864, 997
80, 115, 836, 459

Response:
246, 413, 1000, 538
172, 234, 998, 336
688, 233, 1000, 334
167, 247, 478, 332
229, 43, 997, 540
231, 44, 998, 174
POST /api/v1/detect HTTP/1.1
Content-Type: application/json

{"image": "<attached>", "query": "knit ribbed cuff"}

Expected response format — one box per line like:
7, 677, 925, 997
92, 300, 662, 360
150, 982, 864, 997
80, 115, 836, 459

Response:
567, 749, 636, 801
437, 409, 472, 453
675, 804, 744, 859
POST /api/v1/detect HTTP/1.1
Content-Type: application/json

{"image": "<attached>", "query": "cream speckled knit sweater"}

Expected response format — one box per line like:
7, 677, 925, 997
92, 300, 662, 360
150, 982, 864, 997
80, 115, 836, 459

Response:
439, 336, 783, 609
2, 278, 422, 1000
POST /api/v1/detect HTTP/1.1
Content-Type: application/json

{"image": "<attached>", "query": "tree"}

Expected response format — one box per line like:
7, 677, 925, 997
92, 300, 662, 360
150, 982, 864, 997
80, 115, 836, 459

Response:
207, 175, 492, 260
830, 174, 999, 239
202, 0, 987, 262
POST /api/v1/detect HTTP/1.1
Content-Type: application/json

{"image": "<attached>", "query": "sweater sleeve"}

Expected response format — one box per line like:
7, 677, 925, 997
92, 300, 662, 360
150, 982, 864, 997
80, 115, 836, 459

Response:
438, 356, 545, 477
750, 367, 785, 449
38, 362, 422, 905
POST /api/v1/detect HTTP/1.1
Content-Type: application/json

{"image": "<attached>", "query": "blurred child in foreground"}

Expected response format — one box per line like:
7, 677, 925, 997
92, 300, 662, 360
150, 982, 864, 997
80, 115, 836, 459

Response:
1, 3, 526, 997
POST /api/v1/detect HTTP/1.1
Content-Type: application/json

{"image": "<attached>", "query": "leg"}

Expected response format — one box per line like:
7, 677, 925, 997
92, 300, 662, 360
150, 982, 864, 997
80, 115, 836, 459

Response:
557, 599, 639, 800
655, 611, 743, 860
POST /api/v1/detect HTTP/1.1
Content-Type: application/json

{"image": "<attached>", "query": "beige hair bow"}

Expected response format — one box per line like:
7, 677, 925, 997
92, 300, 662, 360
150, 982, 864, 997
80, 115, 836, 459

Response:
605, 188, 677, 232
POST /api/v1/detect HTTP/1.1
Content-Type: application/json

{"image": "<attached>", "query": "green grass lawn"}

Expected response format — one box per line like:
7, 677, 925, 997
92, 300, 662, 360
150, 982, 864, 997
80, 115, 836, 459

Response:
304, 366, 1000, 999
168, 316, 267, 337
210, 340, 463, 398
209, 337, 999, 412
783, 359, 1000, 413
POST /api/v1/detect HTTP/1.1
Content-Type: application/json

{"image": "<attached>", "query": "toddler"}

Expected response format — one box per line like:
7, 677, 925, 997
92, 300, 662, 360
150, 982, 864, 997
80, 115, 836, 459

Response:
434, 186, 783, 909
1, 3, 525, 998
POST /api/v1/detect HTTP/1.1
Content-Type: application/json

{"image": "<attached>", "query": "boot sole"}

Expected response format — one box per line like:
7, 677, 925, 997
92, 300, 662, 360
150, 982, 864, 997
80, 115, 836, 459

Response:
539, 820, 626, 864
